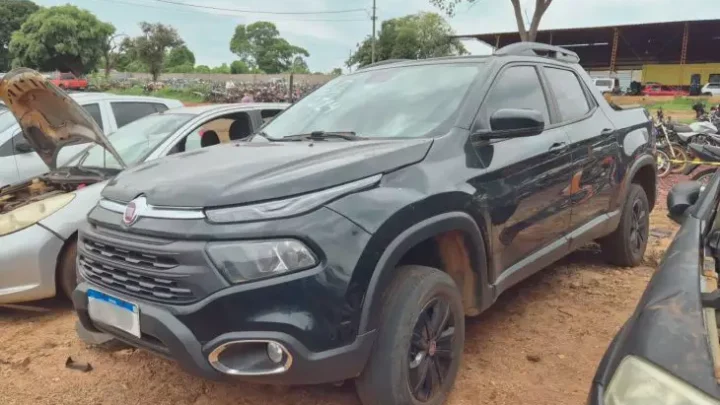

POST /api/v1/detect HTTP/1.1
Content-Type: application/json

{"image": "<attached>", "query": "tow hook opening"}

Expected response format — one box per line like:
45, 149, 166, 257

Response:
207, 340, 293, 376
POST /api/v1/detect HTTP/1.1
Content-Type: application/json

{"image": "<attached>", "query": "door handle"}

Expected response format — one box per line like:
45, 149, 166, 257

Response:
601, 128, 615, 136
549, 142, 567, 153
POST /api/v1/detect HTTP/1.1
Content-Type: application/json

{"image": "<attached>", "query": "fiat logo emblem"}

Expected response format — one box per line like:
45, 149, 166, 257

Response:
123, 196, 147, 226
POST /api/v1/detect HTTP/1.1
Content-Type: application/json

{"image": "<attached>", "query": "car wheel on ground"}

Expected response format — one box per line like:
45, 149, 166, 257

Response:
57, 238, 78, 299
600, 184, 650, 267
356, 265, 465, 405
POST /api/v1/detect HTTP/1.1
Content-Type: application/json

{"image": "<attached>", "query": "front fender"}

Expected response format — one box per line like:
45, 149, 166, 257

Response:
356, 211, 491, 335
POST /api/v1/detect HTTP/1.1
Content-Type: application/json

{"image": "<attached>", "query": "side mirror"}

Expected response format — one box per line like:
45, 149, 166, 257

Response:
667, 181, 703, 224
14, 140, 33, 154
473, 108, 545, 140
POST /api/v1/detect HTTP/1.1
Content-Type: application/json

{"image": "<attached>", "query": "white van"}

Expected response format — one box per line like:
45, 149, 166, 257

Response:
593, 77, 620, 94
0, 93, 183, 188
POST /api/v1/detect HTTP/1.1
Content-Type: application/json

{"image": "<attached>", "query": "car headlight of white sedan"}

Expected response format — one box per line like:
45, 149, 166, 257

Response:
606, 356, 720, 405
0, 193, 75, 236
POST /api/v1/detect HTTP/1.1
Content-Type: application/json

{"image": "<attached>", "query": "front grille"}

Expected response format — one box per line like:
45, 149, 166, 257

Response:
79, 255, 195, 303
83, 238, 177, 270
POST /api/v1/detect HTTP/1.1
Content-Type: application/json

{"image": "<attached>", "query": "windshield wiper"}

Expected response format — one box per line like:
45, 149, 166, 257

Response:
280, 131, 365, 141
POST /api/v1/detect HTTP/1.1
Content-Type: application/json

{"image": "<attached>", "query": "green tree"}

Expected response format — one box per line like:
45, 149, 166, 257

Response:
347, 12, 466, 68
124, 22, 183, 81
194, 65, 211, 73
288, 56, 309, 74
330, 68, 343, 75
165, 45, 195, 71
9, 5, 114, 75
229, 21, 310, 74
211, 63, 231, 74
430, 0, 553, 42
165, 63, 194, 73
0, 0, 40, 71
230, 60, 249, 74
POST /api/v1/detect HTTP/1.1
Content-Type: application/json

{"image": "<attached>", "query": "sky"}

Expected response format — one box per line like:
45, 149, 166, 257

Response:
32, 0, 715, 72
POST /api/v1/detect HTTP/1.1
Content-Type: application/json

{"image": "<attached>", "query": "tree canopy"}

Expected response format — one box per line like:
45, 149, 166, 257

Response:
0, 0, 40, 71
9, 5, 114, 75
346, 12, 466, 68
430, 0, 553, 42
230, 60, 250, 74
230, 21, 310, 74
165, 44, 195, 71
124, 22, 183, 81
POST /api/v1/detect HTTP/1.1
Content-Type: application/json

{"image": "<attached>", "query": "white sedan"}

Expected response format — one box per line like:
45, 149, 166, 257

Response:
0, 68, 287, 304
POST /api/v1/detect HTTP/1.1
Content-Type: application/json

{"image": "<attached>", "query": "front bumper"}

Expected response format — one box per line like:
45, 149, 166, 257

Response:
0, 224, 64, 304
73, 282, 376, 384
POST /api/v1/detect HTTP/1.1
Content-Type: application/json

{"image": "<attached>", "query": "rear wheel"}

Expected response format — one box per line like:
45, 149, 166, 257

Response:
356, 265, 465, 405
600, 184, 649, 267
668, 144, 689, 174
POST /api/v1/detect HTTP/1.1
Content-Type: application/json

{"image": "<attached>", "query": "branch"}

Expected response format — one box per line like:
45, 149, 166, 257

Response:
510, 0, 529, 41
527, 0, 552, 41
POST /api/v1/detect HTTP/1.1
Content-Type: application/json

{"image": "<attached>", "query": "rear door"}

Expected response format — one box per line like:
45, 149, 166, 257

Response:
470, 64, 574, 282
541, 66, 618, 246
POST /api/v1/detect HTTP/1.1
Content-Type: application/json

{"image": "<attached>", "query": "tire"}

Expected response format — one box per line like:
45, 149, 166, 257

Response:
600, 184, 650, 267
656, 150, 672, 178
692, 168, 716, 185
57, 238, 78, 299
668, 144, 688, 174
356, 265, 465, 405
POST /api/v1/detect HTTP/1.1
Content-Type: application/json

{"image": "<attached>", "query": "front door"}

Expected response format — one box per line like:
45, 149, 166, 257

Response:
468, 64, 574, 283
541, 66, 618, 244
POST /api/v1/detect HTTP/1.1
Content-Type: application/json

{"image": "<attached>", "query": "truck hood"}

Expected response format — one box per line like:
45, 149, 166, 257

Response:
102, 138, 433, 207
0, 68, 125, 171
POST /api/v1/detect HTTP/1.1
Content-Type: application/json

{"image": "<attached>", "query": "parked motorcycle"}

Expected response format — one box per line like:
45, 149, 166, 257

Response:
654, 114, 689, 175
683, 143, 720, 184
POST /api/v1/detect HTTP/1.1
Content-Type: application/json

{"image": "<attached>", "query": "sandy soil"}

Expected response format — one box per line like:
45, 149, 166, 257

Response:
0, 207, 679, 405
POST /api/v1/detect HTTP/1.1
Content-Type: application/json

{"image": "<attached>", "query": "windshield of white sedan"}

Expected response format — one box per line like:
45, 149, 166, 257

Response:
260, 64, 483, 140
77, 113, 194, 169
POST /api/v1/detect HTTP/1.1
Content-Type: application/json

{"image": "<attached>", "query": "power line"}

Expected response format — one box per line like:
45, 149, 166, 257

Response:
150, 0, 368, 15
90, 0, 368, 22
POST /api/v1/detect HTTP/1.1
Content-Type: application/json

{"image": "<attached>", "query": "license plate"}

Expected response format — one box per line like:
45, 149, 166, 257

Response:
87, 289, 140, 338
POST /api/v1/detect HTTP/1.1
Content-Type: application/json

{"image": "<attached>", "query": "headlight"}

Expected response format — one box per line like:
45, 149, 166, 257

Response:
205, 174, 381, 223
605, 356, 720, 405
0, 193, 75, 236
207, 239, 318, 284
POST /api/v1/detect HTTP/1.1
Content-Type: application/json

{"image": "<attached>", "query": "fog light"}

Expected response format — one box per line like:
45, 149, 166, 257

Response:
267, 342, 284, 364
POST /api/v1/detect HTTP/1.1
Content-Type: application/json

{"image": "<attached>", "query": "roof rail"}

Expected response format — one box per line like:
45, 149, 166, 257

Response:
358, 59, 409, 70
495, 42, 580, 63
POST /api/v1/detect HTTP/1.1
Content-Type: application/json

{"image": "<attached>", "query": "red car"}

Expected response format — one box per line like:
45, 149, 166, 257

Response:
643, 83, 689, 96
48, 72, 88, 91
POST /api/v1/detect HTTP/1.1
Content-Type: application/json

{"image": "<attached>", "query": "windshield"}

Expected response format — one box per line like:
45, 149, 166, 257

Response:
261, 63, 484, 139
0, 110, 17, 133
74, 112, 194, 169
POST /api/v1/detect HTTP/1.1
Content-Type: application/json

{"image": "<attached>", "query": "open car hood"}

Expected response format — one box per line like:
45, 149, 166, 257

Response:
0, 68, 125, 171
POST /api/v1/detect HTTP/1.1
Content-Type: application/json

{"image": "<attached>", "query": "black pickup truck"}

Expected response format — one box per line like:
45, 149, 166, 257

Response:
72, 43, 656, 405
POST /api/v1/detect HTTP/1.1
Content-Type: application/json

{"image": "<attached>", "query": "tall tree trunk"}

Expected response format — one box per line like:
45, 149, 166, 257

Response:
527, 0, 553, 42
509, 0, 529, 42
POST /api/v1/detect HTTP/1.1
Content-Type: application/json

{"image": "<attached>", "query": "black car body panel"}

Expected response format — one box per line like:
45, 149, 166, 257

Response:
74, 46, 657, 386
589, 174, 720, 404
102, 138, 433, 207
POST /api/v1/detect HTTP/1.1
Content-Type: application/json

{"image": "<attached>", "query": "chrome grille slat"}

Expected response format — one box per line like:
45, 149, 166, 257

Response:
79, 256, 195, 303
83, 238, 177, 270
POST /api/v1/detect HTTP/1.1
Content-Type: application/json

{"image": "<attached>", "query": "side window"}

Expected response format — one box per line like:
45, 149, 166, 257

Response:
111, 102, 158, 128
153, 103, 169, 113
0, 136, 15, 157
709, 74, 720, 83
483, 66, 550, 125
173, 118, 236, 154
544, 67, 592, 123
82, 103, 104, 131
0, 133, 32, 156
261, 109, 283, 123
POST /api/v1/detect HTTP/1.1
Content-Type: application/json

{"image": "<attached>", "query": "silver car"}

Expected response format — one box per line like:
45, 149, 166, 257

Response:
0, 91, 183, 189
0, 68, 287, 304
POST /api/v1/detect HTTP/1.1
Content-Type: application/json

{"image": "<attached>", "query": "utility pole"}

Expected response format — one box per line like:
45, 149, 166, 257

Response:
371, 0, 377, 63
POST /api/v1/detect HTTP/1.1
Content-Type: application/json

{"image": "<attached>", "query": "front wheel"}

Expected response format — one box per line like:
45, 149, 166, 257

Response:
656, 150, 672, 178
668, 143, 689, 174
356, 266, 465, 405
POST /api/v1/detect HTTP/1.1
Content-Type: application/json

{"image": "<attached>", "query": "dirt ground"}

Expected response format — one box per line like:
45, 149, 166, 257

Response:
0, 198, 680, 405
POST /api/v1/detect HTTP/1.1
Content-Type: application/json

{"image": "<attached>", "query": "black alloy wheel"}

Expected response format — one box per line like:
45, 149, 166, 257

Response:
408, 298, 455, 402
